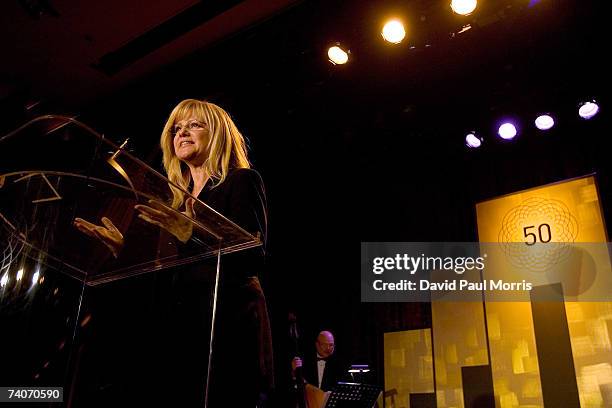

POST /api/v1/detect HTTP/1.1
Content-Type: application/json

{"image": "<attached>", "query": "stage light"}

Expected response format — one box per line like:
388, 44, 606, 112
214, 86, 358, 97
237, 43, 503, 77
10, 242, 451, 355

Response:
535, 114, 555, 130
451, 0, 477, 15
1, 273, 8, 288
382, 20, 406, 44
16, 268, 24, 281
579, 101, 599, 119
328, 46, 349, 65
465, 132, 482, 148
498, 122, 517, 140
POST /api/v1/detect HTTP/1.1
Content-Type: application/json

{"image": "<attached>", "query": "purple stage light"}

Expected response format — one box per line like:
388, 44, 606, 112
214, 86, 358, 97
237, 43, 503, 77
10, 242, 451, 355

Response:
579, 101, 599, 119
535, 114, 555, 130
498, 122, 517, 140
465, 133, 482, 148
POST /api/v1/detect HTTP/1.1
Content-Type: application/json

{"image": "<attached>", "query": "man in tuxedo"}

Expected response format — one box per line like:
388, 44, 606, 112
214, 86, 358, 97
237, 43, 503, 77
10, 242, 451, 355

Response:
292, 330, 344, 392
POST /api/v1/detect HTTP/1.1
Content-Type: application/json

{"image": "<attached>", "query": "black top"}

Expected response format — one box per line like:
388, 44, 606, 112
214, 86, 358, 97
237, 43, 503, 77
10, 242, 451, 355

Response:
197, 167, 268, 282
198, 167, 267, 243
302, 353, 345, 392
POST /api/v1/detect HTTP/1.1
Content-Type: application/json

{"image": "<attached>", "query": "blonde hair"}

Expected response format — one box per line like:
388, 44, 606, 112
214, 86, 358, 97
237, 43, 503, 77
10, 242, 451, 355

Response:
160, 99, 251, 208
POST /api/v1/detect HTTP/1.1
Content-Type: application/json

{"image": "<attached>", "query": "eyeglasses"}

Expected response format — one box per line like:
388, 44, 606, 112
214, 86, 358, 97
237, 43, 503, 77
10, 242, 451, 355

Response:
170, 120, 206, 136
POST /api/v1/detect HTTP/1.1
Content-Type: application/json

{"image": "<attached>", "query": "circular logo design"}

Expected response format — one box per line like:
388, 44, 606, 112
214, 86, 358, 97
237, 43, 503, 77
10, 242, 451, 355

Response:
498, 197, 578, 272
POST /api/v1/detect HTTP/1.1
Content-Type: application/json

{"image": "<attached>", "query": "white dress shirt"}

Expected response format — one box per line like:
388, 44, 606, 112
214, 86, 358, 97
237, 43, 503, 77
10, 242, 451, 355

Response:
316, 354, 326, 388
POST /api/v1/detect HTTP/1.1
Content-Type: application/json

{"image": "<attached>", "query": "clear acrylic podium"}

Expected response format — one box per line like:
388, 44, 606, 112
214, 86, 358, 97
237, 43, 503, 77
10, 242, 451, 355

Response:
0, 116, 262, 406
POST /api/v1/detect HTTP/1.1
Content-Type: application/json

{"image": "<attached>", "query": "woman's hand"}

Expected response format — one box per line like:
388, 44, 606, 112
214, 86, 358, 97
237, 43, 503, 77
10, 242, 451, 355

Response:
134, 198, 195, 243
73, 217, 124, 258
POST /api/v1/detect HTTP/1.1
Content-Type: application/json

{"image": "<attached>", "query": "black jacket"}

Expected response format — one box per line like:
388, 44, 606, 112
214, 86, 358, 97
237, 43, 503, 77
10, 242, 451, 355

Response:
301, 353, 345, 392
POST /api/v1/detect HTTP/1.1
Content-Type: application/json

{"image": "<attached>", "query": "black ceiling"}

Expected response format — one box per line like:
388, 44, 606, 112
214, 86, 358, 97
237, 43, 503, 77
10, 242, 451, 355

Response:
0, 0, 299, 109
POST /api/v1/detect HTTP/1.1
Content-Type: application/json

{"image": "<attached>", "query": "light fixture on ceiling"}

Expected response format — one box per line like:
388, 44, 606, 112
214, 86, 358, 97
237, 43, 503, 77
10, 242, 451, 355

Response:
578, 100, 599, 120
535, 114, 555, 130
465, 132, 483, 148
498, 122, 518, 140
382, 20, 406, 44
328, 45, 349, 65
451, 0, 478, 16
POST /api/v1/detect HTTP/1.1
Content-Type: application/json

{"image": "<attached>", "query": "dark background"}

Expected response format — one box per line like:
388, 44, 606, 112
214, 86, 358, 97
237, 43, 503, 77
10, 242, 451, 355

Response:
1, 0, 610, 403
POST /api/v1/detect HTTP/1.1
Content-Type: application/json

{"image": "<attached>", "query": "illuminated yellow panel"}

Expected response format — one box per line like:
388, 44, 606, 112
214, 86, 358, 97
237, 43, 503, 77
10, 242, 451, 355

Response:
477, 176, 606, 244
476, 175, 612, 407
484, 302, 543, 407
431, 301, 489, 408
384, 329, 434, 407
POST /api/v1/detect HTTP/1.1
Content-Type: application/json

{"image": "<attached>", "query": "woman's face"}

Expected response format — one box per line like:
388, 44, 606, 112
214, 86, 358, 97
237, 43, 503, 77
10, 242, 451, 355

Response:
172, 115, 211, 166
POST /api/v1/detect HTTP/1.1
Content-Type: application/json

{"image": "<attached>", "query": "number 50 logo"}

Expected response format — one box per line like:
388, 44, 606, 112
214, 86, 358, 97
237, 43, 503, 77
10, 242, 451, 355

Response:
523, 224, 552, 246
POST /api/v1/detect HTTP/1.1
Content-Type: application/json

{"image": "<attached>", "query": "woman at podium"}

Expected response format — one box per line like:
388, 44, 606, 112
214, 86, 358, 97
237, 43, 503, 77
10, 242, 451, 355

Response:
154, 99, 274, 406
74, 99, 274, 406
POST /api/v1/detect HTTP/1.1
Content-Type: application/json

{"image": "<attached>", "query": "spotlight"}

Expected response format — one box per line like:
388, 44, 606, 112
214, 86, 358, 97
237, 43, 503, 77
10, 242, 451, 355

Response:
328, 46, 349, 65
382, 20, 406, 44
498, 122, 517, 140
1, 273, 8, 288
535, 114, 555, 130
451, 0, 477, 15
16, 268, 24, 281
578, 101, 599, 119
465, 132, 482, 148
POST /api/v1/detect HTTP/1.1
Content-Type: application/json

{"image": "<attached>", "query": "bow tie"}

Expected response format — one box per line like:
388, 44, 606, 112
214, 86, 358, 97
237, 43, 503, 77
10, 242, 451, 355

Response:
317, 357, 327, 361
